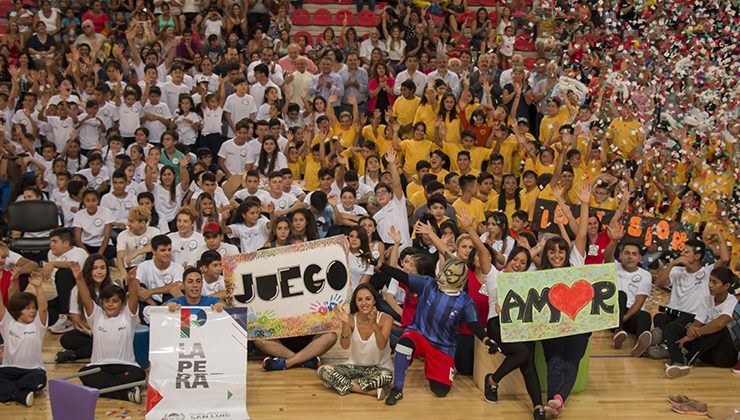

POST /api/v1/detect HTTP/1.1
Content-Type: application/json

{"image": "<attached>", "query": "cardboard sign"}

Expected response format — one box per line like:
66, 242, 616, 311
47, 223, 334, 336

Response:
146, 307, 250, 420
531, 199, 616, 235
497, 264, 619, 342
621, 214, 693, 252
223, 236, 351, 339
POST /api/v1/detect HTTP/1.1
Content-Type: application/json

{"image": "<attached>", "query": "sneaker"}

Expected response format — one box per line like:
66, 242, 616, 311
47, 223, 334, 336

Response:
301, 357, 321, 369
650, 327, 663, 346
665, 364, 691, 379
545, 394, 564, 417
631, 331, 652, 357
376, 386, 389, 400
732, 360, 740, 374
668, 394, 697, 405
55, 350, 77, 363
385, 388, 403, 406
612, 330, 627, 349
262, 357, 287, 371
533, 407, 546, 420
671, 400, 708, 415
49, 315, 74, 334
647, 344, 670, 359
127, 386, 141, 404
685, 349, 700, 366
483, 373, 498, 404
16, 391, 33, 407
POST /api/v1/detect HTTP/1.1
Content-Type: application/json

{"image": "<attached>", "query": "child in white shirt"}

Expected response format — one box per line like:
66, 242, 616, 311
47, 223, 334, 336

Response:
167, 208, 204, 267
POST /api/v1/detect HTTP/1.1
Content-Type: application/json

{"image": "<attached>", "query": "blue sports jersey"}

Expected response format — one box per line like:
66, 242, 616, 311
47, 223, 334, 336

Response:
167, 295, 222, 307
406, 274, 479, 357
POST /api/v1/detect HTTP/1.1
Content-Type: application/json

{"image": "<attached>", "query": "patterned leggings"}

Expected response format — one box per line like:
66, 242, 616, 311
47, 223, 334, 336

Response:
317, 363, 392, 395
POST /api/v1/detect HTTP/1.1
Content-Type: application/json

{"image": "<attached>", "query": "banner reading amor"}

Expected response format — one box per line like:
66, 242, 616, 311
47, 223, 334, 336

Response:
146, 306, 249, 420
497, 264, 619, 342
223, 236, 351, 339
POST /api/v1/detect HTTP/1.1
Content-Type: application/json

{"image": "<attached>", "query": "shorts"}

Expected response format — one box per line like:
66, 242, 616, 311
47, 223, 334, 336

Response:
402, 329, 455, 386
280, 334, 316, 353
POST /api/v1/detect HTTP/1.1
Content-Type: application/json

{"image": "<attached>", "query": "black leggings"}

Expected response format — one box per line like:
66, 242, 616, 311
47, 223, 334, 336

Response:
60, 329, 93, 359
79, 364, 146, 401
653, 311, 694, 343
617, 291, 652, 336
541, 333, 590, 402
454, 334, 474, 376
488, 317, 543, 407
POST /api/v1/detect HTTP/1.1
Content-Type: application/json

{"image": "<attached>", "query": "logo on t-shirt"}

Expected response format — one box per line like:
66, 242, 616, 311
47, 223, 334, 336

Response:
189, 240, 198, 250
156, 108, 163, 114
139, 236, 149, 246
164, 273, 174, 284
124, 201, 133, 209
94, 218, 103, 227
172, 158, 179, 165
239, 149, 248, 157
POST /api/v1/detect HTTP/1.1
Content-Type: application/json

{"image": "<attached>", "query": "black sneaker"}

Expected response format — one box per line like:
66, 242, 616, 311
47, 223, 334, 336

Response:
385, 388, 403, 406
127, 386, 142, 404
533, 407, 546, 420
15, 391, 33, 407
55, 350, 77, 363
483, 373, 498, 404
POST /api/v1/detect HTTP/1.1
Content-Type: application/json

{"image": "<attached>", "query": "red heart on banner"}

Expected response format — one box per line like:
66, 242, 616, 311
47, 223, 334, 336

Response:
549, 280, 595, 321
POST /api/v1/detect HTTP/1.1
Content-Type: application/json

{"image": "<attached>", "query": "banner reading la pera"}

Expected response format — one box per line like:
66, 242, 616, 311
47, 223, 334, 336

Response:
497, 264, 619, 342
146, 306, 250, 420
223, 236, 351, 339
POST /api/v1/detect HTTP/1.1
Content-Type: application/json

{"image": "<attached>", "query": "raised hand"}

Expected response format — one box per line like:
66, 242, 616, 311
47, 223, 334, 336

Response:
575, 181, 592, 204
389, 225, 401, 244
334, 304, 350, 324
70, 261, 82, 279
385, 149, 397, 165
607, 220, 624, 241
458, 208, 474, 230
29, 271, 44, 288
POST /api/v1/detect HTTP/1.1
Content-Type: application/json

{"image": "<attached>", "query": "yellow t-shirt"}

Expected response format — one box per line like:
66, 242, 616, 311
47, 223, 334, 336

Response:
287, 157, 304, 180
452, 197, 486, 229
406, 181, 424, 200
304, 156, 324, 191
520, 187, 539, 214
409, 190, 427, 208
361, 124, 386, 145
392, 96, 422, 126
443, 143, 492, 172
432, 168, 449, 183
539, 108, 571, 143
590, 196, 618, 210
483, 190, 501, 212
608, 118, 642, 156
400, 139, 436, 174
332, 122, 356, 149
537, 184, 580, 204
442, 117, 462, 145
444, 189, 460, 202
500, 135, 527, 175
413, 104, 438, 141
459, 168, 481, 178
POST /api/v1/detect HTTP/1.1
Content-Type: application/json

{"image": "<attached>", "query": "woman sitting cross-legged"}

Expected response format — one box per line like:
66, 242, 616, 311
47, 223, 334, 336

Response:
317, 283, 393, 399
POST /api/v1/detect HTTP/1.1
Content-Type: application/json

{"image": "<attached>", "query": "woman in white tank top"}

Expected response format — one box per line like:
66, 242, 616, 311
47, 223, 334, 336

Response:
35, 1, 60, 35
317, 284, 393, 399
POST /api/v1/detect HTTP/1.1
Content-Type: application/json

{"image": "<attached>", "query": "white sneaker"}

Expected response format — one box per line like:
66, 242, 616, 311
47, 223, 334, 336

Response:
128, 386, 142, 404
665, 364, 691, 379
49, 315, 74, 334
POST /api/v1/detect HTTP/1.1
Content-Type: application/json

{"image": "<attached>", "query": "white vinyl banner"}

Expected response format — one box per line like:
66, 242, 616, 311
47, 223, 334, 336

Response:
146, 306, 249, 420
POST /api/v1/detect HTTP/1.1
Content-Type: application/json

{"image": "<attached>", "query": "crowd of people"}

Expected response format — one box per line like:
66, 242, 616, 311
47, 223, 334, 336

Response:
0, 0, 738, 418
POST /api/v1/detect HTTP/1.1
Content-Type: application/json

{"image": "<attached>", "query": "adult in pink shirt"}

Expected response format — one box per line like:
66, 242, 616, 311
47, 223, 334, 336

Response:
278, 43, 318, 74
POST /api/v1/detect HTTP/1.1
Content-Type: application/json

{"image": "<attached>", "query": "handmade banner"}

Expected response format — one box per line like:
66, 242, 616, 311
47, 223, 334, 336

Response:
621, 214, 693, 252
497, 263, 619, 342
223, 236, 351, 339
531, 199, 616, 235
146, 306, 249, 420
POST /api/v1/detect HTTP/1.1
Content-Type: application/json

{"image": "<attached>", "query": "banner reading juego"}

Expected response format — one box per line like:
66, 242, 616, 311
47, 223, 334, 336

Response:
146, 306, 249, 420
497, 263, 619, 342
223, 236, 351, 339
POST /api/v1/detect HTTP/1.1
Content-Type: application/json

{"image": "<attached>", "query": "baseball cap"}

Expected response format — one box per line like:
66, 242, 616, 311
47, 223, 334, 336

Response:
203, 222, 221, 236
195, 74, 210, 85
517, 118, 529, 125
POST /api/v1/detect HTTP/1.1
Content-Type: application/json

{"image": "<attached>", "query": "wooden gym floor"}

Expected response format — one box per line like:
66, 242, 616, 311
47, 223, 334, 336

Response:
1, 329, 737, 419
4, 283, 740, 419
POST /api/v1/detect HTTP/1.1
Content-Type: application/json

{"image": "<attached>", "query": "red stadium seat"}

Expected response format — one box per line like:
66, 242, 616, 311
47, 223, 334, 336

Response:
311, 0, 331, 3
357, 10, 377, 27
0, 23, 6, 34
514, 33, 536, 52
455, 36, 470, 51
524, 56, 537, 71
312, 8, 333, 26
480, 0, 497, 6
335, 9, 355, 26
488, 11, 498, 23
468, 0, 481, 5
293, 31, 313, 46
291, 8, 311, 26
336, 0, 354, 3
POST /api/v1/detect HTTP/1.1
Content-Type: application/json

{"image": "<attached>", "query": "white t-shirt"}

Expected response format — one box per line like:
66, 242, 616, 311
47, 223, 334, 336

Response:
136, 259, 185, 303
87, 304, 138, 367
337, 204, 368, 217
695, 294, 738, 326
168, 231, 205, 266
152, 182, 187, 222
480, 233, 515, 262
483, 268, 501, 320
61, 197, 81, 227
223, 93, 257, 137
174, 112, 202, 145
116, 226, 162, 267
47, 246, 89, 280
616, 262, 652, 307
162, 81, 191, 115
202, 276, 226, 296
348, 252, 374, 291
374, 196, 411, 249
201, 106, 224, 135
232, 188, 270, 204
667, 263, 715, 315
100, 191, 138, 225
195, 242, 240, 259
217, 139, 252, 175
228, 217, 270, 253
118, 102, 143, 137
143, 102, 172, 144
0, 311, 46, 369
96, 101, 119, 130
72, 207, 115, 247
46, 116, 76, 150
192, 188, 230, 209
5, 250, 22, 269
77, 167, 111, 190
265, 192, 297, 213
